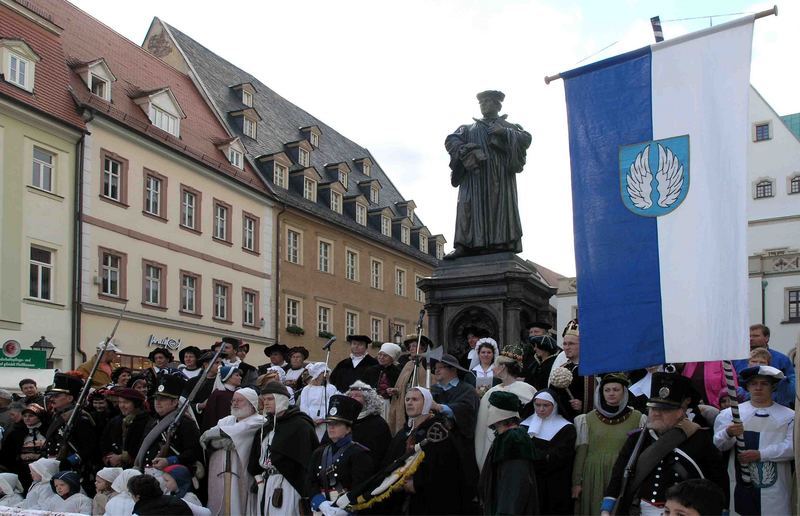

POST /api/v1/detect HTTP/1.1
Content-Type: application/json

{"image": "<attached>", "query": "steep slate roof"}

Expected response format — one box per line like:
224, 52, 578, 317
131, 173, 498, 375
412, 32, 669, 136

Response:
32, 0, 267, 193
161, 21, 439, 266
0, 1, 84, 130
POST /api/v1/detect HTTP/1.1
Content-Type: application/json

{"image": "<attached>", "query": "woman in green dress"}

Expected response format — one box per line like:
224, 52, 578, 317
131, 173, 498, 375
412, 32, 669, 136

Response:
571, 373, 646, 515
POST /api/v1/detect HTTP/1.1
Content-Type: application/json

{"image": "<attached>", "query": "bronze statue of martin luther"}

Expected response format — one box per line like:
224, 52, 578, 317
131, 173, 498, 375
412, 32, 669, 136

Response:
444, 90, 531, 260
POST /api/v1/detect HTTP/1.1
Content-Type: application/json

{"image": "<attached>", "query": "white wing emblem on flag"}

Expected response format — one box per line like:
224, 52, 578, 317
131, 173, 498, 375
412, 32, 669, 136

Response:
656, 143, 684, 208
626, 144, 653, 209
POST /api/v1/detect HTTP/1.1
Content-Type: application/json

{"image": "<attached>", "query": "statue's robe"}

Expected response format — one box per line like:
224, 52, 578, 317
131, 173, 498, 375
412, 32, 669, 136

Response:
445, 115, 531, 254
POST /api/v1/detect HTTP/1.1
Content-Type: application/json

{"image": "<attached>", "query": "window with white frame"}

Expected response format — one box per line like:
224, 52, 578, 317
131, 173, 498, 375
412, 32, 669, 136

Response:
363, 162, 371, 176
242, 90, 253, 107
310, 132, 319, 147
419, 235, 428, 253
394, 323, 406, 338
181, 189, 197, 229
228, 147, 243, 169
436, 242, 444, 260
370, 185, 379, 203
401, 226, 410, 245
370, 259, 383, 289
287, 229, 301, 264
788, 289, 800, 321
371, 317, 383, 343
331, 191, 342, 214
355, 203, 367, 226
755, 180, 774, 199
381, 216, 391, 236
90, 74, 109, 100
103, 157, 121, 201
101, 252, 121, 297
150, 105, 179, 136
29, 247, 52, 301
395, 268, 406, 297
415, 275, 425, 303
407, 207, 414, 220
298, 148, 310, 167
144, 264, 162, 306
144, 175, 162, 216
286, 297, 301, 327
274, 163, 288, 188
303, 178, 317, 201
214, 203, 228, 240
243, 117, 257, 139
790, 176, 800, 195
243, 290, 257, 326
318, 240, 332, 273
8, 52, 30, 89
346, 311, 359, 336
318, 305, 332, 334
346, 249, 359, 281
180, 274, 197, 313
214, 282, 229, 320
243, 216, 257, 251
32, 147, 54, 192
339, 170, 349, 189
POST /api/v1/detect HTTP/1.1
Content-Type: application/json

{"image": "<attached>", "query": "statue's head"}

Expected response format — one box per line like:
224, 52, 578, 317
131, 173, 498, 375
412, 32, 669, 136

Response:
477, 90, 505, 118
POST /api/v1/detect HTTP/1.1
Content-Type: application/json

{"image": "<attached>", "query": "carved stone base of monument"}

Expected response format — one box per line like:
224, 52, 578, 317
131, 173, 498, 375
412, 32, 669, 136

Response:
418, 252, 556, 356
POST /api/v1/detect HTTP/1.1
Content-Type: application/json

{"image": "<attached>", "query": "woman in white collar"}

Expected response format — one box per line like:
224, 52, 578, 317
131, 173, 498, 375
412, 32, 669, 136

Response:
521, 389, 576, 515
471, 338, 499, 394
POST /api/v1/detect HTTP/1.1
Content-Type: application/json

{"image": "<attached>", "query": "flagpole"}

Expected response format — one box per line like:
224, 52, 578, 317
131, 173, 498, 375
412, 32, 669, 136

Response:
543, 5, 777, 85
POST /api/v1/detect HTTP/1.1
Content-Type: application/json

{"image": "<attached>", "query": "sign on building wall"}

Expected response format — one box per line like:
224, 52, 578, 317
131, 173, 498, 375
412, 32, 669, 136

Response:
1, 340, 46, 368
146, 334, 182, 350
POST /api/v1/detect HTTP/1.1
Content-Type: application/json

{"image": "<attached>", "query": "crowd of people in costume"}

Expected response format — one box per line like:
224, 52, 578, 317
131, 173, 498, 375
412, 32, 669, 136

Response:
0, 321, 794, 515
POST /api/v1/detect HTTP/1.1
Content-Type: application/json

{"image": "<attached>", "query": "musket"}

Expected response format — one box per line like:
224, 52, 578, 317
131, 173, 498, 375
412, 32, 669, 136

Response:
410, 310, 425, 387
56, 302, 127, 461
611, 425, 648, 515
134, 343, 226, 469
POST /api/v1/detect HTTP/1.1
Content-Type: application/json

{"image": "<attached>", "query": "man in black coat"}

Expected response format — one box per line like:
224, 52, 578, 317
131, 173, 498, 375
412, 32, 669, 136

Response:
601, 373, 728, 515
329, 335, 378, 393
249, 382, 319, 514
129, 474, 192, 515
182, 349, 219, 419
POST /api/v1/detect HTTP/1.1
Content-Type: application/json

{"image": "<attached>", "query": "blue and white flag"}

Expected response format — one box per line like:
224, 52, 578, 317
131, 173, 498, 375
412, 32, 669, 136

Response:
562, 16, 754, 374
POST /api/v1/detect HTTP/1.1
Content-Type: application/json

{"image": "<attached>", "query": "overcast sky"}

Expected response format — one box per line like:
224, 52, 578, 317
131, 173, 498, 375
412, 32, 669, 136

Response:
70, 0, 799, 276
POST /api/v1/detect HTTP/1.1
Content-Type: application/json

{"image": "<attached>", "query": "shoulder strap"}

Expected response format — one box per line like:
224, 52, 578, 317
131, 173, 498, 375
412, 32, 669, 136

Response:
629, 428, 689, 497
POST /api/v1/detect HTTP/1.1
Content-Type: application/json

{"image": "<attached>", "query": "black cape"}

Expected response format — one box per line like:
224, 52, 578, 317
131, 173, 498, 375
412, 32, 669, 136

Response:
532, 424, 576, 515
478, 427, 538, 515
329, 355, 379, 393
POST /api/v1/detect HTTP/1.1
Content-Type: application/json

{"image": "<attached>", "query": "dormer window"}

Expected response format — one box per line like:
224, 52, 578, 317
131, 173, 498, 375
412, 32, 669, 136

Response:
401, 226, 411, 245
274, 163, 288, 188
355, 203, 367, 226
420, 235, 428, 253
408, 207, 414, 220
151, 105, 178, 135
242, 90, 253, 107
304, 178, 317, 201
370, 185, 379, 203
311, 132, 319, 147
436, 242, 444, 259
339, 170, 349, 189
8, 52, 29, 89
331, 191, 343, 214
73, 58, 116, 101
228, 148, 243, 169
243, 117, 257, 139
363, 162, 371, 176
90, 74, 108, 99
299, 148, 310, 167
381, 216, 391, 236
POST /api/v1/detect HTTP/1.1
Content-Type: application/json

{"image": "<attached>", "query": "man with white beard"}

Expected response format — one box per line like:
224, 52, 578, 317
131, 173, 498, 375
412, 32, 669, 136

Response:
200, 387, 264, 515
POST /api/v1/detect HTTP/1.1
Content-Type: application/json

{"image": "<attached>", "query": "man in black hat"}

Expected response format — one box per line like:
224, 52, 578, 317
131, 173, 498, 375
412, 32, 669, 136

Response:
42, 373, 97, 496
258, 343, 290, 375
601, 373, 727, 516
429, 353, 481, 512
248, 381, 319, 514
178, 346, 202, 380
444, 90, 531, 259
329, 335, 378, 393
284, 346, 309, 389
182, 349, 220, 419
144, 347, 177, 391
135, 374, 202, 474
233, 341, 258, 387
308, 394, 373, 515
525, 334, 561, 390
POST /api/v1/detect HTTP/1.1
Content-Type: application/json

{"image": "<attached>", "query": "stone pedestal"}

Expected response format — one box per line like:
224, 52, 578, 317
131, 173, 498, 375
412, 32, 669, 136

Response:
418, 253, 556, 356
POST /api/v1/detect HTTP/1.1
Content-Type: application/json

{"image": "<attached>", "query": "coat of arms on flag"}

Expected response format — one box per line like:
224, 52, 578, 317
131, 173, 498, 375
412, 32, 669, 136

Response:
620, 135, 689, 217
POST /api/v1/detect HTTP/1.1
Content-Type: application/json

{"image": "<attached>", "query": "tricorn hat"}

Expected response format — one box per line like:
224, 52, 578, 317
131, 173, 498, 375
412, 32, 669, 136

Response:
529, 334, 559, 353
148, 347, 174, 363
740, 365, 784, 385
325, 394, 362, 425
50, 373, 83, 399
178, 346, 201, 364
647, 372, 695, 409
288, 346, 309, 360
221, 337, 242, 349
403, 334, 432, 349
346, 335, 373, 345
155, 374, 186, 399
263, 343, 289, 357
476, 90, 505, 103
